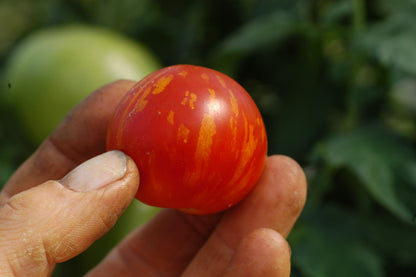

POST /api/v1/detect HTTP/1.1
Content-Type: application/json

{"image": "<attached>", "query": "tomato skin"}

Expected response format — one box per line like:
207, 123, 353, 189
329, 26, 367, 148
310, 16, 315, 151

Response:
107, 64, 267, 214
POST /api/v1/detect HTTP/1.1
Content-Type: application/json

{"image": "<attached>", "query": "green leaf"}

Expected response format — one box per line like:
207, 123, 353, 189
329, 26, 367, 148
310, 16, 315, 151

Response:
320, 0, 352, 25
377, 0, 416, 15
357, 14, 416, 74
290, 206, 384, 277
219, 11, 296, 54
211, 10, 300, 74
363, 213, 416, 266
317, 126, 416, 224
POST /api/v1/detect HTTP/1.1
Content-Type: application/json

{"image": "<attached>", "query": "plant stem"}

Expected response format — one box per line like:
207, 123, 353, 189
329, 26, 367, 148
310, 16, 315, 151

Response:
352, 0, 366, 32
344, 0, 367, 130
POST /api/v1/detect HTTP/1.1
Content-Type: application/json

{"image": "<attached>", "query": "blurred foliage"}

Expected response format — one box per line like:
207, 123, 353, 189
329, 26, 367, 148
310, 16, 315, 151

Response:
1, 0, 416, 276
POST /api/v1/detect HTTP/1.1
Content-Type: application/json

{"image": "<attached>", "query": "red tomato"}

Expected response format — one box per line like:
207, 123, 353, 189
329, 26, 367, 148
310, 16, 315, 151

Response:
106, 64, 267, 214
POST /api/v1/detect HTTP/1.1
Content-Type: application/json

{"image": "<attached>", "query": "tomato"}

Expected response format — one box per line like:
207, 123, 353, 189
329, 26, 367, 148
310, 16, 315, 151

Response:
3, 25, 161, 144
107, 64, 267, 214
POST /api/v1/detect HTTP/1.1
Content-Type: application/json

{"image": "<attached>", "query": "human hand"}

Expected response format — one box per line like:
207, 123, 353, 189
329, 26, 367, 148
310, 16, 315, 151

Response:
0, 80, 307, 276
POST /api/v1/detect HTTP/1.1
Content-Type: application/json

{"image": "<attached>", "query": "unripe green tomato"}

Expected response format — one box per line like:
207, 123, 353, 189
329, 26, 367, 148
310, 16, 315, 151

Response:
3, 24, 161, 144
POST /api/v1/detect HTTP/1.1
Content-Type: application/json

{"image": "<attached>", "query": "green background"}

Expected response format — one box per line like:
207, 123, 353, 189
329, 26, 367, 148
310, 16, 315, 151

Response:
1, 0, 416, 276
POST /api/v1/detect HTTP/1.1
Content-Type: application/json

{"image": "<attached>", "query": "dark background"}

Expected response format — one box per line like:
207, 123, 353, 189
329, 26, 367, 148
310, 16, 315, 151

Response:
1, 0, 416, 276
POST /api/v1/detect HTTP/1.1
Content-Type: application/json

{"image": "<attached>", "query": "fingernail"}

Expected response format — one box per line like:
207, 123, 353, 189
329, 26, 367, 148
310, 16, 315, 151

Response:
60, 150, 127, 192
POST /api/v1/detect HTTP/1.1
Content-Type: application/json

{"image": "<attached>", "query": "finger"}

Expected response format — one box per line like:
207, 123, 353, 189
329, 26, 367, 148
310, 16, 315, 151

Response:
223, 228, 291, 277
1, 80, 136, 201
86, 209, 222, 277
181, 155, 307, 276
87, 155, 306, 277
0, 151, 139, 276
220, 155, 307, 239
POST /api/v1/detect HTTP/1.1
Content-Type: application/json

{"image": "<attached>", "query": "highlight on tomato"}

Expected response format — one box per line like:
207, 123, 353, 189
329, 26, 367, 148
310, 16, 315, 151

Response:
107, 64, 268, 214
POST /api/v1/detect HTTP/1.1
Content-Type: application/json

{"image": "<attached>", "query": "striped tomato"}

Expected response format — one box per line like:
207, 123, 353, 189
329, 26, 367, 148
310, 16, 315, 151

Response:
106, 64, 267, 214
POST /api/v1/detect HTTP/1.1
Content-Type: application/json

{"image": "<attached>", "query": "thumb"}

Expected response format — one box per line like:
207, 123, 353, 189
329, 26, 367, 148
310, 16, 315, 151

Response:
0, 150, 139, 277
